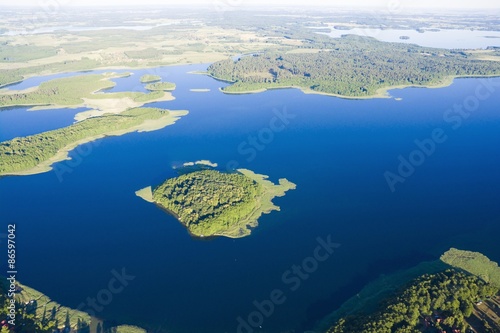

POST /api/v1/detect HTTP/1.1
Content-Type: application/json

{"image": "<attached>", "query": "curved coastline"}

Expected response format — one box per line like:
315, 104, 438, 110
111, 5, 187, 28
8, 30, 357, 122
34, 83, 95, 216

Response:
135, 168, 296, 239
212, 73, 500, 100
0, 110, 188, 177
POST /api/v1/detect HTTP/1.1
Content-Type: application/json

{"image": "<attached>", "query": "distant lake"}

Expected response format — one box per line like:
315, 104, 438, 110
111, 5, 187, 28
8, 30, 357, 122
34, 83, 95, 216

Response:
320, 27, 500, 49
1, 65, 500, 333
1, 23, 179, 36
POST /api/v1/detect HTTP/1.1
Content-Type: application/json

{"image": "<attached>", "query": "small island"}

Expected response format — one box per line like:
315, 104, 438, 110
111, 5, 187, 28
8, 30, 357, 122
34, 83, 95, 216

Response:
140, 74, 162, 83
145, 81, 176, 91
136, 168, 296, 238
190, 88, 211, 92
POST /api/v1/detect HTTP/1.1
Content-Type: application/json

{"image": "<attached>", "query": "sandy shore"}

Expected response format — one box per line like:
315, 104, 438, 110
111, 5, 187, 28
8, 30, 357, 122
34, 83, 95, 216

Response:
74, 92, 175, 121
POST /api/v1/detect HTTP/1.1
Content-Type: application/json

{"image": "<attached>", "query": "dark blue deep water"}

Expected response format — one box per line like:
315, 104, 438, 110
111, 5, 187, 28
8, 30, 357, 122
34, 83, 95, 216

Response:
1, 65, 500, 333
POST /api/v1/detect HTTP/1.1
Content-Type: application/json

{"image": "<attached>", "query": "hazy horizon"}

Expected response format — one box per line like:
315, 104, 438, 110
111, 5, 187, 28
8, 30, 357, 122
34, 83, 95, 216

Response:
4, 0, 500, 10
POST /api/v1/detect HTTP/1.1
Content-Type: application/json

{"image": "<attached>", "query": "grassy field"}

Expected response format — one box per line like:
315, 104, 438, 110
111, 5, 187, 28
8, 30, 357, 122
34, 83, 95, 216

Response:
116, 325, 147, 333
441, 248, 500, 288
0, 44, 58, 63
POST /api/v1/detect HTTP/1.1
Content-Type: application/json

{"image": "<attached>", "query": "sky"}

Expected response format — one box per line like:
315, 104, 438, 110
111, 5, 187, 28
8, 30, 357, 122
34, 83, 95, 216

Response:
6, 0, 500, 9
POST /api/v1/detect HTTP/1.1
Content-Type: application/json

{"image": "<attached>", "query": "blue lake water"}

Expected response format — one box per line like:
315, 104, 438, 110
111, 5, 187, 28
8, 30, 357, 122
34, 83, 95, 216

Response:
320, 28, 500, 49
1, 65, 500, 333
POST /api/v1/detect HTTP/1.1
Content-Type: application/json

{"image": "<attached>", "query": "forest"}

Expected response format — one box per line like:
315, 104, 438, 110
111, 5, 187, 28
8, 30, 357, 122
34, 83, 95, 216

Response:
327, 269, 500, 333
0, 277, 145, 333
208, 35, 500, 97
140, 74, 161, 83
145, 81, 176, 91
0, 107, 170, 175
152, 169, 264, 237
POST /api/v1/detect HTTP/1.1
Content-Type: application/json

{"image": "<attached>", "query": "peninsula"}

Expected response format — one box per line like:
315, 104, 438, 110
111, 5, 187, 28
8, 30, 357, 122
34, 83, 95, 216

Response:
136, 168, 296, 238
207, 35, 500, 99
0, 107, 188, 176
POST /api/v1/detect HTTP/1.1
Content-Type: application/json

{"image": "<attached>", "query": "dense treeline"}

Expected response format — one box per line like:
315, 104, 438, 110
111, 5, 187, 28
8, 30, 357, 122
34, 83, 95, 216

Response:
208, 35, 500, 97
140, 74, 161, 83
0, 278, 144, 333
327, 269, 500, 333
153, 170, 263, 236
0, 108, 169, 174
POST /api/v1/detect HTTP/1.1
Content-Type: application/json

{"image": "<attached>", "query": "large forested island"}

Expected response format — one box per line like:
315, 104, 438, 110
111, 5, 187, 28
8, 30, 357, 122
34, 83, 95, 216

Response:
136, 168, 296, 238
208, 35, 500, 98
0, 107, 188, 176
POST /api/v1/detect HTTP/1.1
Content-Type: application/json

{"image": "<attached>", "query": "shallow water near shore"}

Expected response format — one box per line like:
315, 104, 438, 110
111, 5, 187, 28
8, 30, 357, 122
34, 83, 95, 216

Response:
1, 64, 500, 333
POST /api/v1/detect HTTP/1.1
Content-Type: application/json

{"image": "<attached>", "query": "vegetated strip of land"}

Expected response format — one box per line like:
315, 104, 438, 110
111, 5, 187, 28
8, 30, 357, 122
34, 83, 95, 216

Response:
0, 107, 188, 176
140, 74, 162, 83
136, 169, 296, 238
0, 73, 175, 120
207, 35, 500, 99
145, 81, 176, 91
